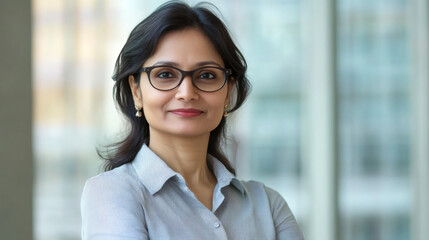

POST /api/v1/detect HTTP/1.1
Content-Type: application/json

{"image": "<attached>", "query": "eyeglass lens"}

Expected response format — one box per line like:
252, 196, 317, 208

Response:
148, 66, 226, 92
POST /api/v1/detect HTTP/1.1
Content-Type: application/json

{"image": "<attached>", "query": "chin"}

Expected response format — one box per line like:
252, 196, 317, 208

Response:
157, 123, 215, 137
169, 127, 213, 138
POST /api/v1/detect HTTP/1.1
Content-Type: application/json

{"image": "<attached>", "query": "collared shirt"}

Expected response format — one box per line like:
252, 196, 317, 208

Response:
81, 144, 304, 240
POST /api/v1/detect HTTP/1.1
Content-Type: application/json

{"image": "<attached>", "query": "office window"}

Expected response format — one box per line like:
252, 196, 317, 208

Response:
230, 0, 306, 224
337, 0, 411, 239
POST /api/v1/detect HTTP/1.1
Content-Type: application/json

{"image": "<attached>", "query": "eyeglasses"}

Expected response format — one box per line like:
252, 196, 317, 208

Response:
140, 65, 231, 92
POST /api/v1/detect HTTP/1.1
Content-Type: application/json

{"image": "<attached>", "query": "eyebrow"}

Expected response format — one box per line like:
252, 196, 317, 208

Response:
194, 61, 222, 68
152, 61, 223, 68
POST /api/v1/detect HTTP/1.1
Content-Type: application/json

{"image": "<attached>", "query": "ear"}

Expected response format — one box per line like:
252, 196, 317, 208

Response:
224, 77, 235, 105
128, 75, 143, 107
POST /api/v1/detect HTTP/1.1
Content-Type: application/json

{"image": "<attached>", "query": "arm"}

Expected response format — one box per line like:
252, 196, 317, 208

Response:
264, 186, 305, 240
81, 174, 149, 240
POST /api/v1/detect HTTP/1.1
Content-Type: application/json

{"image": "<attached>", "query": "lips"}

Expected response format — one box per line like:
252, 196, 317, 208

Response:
169, 108, 203, 117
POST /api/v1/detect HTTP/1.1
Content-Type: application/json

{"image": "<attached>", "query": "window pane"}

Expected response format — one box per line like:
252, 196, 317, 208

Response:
337, 0, 411, 239
226, 0, 306, 224
33, 1, 152, 239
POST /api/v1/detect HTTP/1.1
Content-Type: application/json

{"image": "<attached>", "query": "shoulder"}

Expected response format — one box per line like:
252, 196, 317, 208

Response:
82, 164, 142, 199
81, 164, 149, 239
238, 180, 284, 203
240, 180, 293, 213
238, 180, 304, 239
236, 180, 290, 215
81, 163, 147, 218
84, 164, 140, 189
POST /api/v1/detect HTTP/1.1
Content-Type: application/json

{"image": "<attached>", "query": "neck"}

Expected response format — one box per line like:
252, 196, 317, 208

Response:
148, 129, 214, 187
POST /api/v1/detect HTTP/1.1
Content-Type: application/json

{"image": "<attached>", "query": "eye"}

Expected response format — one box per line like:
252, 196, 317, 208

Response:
198, 72, 215, 79
157, 71, 175, 78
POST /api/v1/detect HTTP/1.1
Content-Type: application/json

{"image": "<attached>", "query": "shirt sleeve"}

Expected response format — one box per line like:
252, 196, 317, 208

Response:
81, 173, 149, 240
264, 186, 305, 240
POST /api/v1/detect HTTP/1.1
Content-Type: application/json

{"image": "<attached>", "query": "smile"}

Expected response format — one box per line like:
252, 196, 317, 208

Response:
169, 108, 203, 117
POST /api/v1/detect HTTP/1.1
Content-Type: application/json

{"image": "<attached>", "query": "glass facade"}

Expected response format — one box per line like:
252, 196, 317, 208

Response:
33, 0, 424, 239
337, 0, 411, 239
223, 0, 305, 220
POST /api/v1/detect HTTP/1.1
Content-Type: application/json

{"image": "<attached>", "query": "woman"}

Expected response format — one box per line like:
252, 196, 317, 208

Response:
81, 1, 304, 239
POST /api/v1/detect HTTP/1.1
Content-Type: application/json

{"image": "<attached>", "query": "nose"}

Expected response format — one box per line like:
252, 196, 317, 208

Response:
175, 75, 199, 101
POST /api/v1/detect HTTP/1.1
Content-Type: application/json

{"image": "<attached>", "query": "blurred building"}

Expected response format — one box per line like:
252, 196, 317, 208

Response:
33, 0, 428, 239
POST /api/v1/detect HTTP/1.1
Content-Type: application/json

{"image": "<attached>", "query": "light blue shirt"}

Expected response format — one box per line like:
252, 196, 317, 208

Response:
81, 144, 304, 240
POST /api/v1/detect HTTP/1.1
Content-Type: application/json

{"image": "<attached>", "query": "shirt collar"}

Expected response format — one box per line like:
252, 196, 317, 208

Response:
131, 144, 245, 196
207, 155, 245, 196
132, 144, 178, 195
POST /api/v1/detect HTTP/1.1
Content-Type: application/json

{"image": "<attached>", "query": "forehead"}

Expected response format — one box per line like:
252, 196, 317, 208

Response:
144, 28, 224, 68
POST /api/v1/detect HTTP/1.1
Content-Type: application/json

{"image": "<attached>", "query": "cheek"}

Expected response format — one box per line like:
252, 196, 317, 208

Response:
216, 101, 226, 114
209, 94, 228, 117
140, 87, 168, 116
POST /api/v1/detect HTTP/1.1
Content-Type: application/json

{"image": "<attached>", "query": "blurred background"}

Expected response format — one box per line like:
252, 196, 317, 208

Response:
5, 0, 424, 239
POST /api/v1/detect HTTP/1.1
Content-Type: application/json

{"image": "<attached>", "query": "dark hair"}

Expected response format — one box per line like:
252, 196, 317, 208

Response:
99, 1, 251, 174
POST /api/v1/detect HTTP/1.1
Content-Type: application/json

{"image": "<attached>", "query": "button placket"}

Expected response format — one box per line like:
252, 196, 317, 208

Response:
195, 204, 228, 239
213, 221, 220, 228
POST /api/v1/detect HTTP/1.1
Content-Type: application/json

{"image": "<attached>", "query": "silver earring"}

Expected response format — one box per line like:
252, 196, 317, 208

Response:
135, 105, 142, 117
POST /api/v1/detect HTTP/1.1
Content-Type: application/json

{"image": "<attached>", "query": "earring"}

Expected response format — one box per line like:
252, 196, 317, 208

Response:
135, 105, 142, 117
223, 104, 229, 117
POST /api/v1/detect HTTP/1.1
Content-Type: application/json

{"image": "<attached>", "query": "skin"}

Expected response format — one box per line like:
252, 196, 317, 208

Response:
129, 28, 233, 210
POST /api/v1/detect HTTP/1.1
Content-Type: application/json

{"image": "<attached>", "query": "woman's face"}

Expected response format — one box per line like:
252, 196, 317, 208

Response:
129, 28, 232, 139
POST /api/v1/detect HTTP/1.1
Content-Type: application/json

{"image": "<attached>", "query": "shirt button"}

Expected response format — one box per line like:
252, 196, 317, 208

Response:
214, 221, 220, 228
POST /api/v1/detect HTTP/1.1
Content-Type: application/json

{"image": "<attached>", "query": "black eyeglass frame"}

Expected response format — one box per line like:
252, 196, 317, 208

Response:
139, 65, 232, 92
